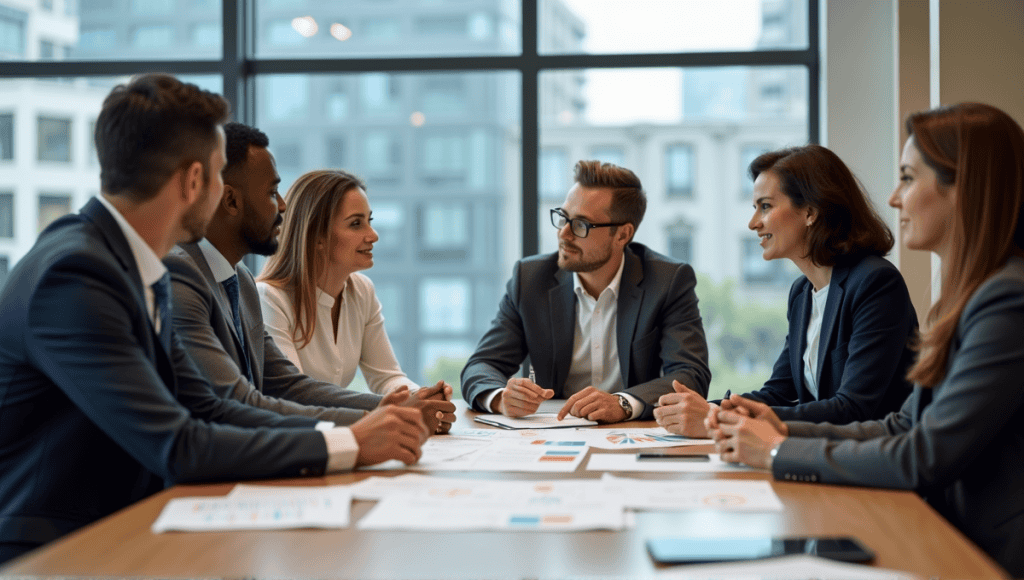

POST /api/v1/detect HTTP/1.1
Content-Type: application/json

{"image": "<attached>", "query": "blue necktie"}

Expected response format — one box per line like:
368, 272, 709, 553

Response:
221, 274, 252, 380
151, 272, 172, 353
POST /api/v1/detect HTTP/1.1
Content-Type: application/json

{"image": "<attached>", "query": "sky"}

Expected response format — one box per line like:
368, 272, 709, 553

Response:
555, 0, 763, 125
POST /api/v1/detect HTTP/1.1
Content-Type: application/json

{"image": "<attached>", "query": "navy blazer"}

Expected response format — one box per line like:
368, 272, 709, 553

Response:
743, 255, 916, 423
774, 256, 1024, 576
461, 243, 711, 418
0, 199, 328, 552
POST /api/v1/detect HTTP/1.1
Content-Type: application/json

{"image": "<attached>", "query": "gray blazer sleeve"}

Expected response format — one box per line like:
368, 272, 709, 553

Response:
773, 274, 1024, 490
166, 251, 372, 426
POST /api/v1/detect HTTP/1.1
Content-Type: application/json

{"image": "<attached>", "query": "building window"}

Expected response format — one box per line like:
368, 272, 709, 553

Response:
132, 25, 174, 49
0, 9, 26, 57
418, 203, 469, 262
420, 135, 467, 182
38, 193, 72, 232
130, 0, 173, 16
37, 117, 71, 163
79, 28, 117, 51
41, 0, 54, 11
0, 114, 12, 160
589, 146, 624, 167
420, 278, 470, 333
0, 255, 8, 289
415, 15, 467, 37
362, 131, 401, 179
360, 74, 401, 115
325, 89, 350, 121
539, 148, 568, 200
0, 192, 13, 238
263, 75, 309, 121
420, 76, 467, 115
39, 40, 55, 59
740, 145, 771, 198
325, 137, 345, 168
374, 282, 403, 333
665, 144, 694, 199
741, 238, 797, 286
666, 222, 694, 264
192, 23, 221, 47
369, 200, 404, 256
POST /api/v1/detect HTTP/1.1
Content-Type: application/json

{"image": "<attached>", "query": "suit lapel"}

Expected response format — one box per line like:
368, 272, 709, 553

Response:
236, 264, 263, 388
616, 249, 643, 386
815, 262, 849, 386
80, 198, 176, 392
181, 241, 249, 363
549, 269, 575, 393
792, 282, 812, 396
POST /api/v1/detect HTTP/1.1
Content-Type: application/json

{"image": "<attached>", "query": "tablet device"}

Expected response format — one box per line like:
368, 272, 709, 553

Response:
646, 536, 875, 565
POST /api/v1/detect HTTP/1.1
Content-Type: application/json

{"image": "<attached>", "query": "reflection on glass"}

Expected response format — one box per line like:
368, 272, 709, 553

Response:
541, 0, 808, 54
254, 0, 521, 58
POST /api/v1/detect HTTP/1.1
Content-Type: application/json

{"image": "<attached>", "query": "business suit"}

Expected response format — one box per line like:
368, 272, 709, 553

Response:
0, 199, 328, 556
462, 243, 710, 418
165, 242, 380, 425
743, 255, 917, 423
773, 256, 1024, 576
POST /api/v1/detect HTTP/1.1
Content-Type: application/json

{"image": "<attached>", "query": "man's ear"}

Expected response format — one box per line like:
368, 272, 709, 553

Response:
616, 223, 634, 247
221, 182, 242, 216
180, 160, 205, 204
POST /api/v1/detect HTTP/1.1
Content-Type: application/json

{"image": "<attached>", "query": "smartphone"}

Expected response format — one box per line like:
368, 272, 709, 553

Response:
646, 536, 875, 564
636, 453, 710, 462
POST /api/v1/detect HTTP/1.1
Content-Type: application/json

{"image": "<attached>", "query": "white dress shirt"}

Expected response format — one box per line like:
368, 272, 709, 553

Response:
483, 254, 642, 419
802, 284, 830, 400
258, 273, 414, 395
95, 195, 167, 331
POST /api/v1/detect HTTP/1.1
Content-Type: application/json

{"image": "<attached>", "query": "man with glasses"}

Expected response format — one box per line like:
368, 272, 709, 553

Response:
461, 160, 711, 422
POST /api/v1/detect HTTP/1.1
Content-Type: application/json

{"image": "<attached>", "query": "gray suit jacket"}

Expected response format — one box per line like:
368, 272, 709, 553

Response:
165, 243, 380, 425
461, 243, 710, 419
773, 256, 1024, 576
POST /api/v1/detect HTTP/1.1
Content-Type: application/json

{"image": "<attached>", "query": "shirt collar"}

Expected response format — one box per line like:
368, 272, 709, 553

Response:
95, 194, 167, 288
197, 238, 237, 283
572, 252, 626, 301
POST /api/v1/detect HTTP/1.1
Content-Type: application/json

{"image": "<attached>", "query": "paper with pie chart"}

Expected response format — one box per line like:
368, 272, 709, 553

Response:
601, 474, 784, 512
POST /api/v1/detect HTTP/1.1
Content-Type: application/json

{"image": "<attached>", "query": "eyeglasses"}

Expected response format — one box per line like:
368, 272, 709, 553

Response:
550, 208, 626, 239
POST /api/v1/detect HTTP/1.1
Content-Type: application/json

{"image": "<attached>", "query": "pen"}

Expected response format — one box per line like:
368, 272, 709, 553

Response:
529, 364, 536, 384
724, 389, 732, 400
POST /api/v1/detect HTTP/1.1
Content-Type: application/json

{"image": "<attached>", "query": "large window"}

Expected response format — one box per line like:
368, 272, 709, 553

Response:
1, 0, 816, 397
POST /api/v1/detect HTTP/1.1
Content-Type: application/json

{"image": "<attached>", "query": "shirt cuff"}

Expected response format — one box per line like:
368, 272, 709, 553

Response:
321, 427, 359, 472
619, 393, 644, 420
314, 421, 336, 432
479, 388, 504, 413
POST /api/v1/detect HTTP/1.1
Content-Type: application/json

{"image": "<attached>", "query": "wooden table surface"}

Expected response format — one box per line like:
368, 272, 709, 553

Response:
1, 403, 1009, 579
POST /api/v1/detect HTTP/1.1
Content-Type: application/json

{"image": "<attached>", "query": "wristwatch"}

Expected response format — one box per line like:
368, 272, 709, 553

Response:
768, 439, 785, 470
615, 394, 633, 419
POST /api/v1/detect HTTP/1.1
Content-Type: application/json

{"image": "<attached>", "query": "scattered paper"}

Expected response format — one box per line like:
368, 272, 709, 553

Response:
152, 487, 351, 532
601, 474, 783, 512
474, 413, 598, 429
363, 440, 590, 473
586, 452, 765, 473
357, 479, 625, 532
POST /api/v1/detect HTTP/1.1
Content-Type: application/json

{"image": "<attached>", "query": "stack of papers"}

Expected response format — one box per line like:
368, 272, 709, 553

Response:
151, 486, 352, 533
474, 412, 598, 429
362, 437, 590, 472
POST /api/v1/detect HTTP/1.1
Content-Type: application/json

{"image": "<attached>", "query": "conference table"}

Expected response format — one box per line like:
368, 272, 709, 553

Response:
1, 402, 1010, 579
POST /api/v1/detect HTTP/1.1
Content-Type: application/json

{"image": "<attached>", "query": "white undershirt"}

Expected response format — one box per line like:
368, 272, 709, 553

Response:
802, 284, 830, 399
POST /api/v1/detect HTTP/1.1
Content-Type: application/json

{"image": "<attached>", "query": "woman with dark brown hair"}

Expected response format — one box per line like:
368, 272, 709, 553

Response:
656, 144, 917, 436
708, 103, 1024, 576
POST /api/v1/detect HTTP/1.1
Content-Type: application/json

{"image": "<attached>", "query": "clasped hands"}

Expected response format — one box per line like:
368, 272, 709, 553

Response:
353, 381, 456, 468
492, 379, 628, 423
380, 381, 457, 434
654, 380, 788, 469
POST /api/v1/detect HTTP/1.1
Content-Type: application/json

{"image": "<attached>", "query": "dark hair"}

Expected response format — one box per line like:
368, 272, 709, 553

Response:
95, 73, 230, 202
223, 122, 270, 180
573, 159, 646, 240
749, 144, 894, 267
905, 103, 1024, 387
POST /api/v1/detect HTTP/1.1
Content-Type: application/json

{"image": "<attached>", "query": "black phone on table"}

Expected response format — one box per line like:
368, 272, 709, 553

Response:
646, 536, 875, 564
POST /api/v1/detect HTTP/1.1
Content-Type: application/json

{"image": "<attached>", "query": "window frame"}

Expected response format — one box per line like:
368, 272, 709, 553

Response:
0, 0, 819, 258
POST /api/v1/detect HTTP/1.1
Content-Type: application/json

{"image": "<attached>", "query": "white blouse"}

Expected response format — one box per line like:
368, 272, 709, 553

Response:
257, 273, 415, 395
801, 283, 830, 399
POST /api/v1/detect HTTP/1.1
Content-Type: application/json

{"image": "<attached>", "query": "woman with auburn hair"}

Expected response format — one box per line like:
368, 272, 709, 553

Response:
707, 103, 1024, 576
257, 169, 453, 404
656, 144, 917, 437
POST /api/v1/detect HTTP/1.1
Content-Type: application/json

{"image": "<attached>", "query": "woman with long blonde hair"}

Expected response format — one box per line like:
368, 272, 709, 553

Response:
258, 170, 452, 401
706, 103, 1024, 576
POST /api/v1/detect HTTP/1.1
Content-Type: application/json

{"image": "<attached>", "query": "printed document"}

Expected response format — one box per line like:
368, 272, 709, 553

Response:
152, 487, 351, 532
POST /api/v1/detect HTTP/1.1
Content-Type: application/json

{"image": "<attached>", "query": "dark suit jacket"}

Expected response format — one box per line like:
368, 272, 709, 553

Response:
774, 256, 1024, 576
0, 199, 328, 551
165, 243, 379, 425
461, 243, 710, 418
743, 255, 916, 423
